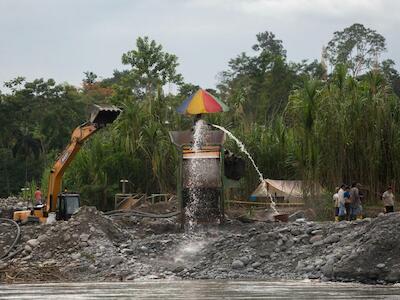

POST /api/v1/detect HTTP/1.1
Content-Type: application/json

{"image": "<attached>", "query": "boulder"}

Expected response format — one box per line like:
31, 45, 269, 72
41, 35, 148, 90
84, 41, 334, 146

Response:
323, 234, 341, 244
309, 235, 323, 244
80, 233, 90, 242
232, 260, 244, 269
27, 239, 39, 248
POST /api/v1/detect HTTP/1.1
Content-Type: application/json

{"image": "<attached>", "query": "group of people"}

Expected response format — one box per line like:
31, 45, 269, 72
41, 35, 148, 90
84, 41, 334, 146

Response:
332, 183, 363, 221
333, 184, 395, 221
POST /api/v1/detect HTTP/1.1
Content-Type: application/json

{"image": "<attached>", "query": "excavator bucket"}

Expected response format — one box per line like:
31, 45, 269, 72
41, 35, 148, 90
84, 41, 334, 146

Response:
89, 104, 121, 127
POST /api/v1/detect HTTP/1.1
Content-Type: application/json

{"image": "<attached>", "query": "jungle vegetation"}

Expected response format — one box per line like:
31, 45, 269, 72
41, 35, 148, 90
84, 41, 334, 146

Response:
1, 23, 400, 210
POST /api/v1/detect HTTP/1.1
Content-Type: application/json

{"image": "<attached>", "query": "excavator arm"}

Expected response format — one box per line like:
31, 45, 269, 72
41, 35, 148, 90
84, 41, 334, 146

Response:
46, 105, 121, 212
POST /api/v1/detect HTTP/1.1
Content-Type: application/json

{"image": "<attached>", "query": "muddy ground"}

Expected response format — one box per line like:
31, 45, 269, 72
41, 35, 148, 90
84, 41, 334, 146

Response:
1, 197, 400, 284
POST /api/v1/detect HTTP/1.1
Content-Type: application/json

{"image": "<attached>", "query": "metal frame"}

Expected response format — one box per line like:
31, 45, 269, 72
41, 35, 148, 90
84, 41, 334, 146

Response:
175, 142, 225, 228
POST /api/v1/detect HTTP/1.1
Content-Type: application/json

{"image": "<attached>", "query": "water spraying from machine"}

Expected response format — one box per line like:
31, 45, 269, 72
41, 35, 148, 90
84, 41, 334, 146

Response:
211, 124, 278, 215
185, 119, 207, 229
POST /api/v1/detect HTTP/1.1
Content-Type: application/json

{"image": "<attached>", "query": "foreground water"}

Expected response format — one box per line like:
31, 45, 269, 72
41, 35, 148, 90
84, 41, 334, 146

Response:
1, 280, 400, 299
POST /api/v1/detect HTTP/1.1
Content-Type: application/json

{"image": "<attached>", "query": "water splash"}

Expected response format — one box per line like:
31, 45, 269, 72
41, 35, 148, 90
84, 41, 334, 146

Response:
174, 238, 207, 263
211, 124, 278, 214
185, 119, 207, 229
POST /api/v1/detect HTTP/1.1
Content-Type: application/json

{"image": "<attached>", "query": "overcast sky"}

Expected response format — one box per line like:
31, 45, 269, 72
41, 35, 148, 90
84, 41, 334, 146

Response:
0, 0, 399, 90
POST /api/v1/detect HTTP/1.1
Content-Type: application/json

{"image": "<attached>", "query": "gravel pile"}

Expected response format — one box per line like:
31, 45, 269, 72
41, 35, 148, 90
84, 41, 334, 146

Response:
1, 206, 400, 284
0, 197, 25, 218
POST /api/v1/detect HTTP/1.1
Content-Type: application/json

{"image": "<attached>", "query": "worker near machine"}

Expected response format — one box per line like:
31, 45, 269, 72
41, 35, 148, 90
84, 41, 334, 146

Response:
336, 184, 345, 221
332, 187, 340, 222
382, 186, 395, 213
350, 183, 362, 220
34, 187, 42, 205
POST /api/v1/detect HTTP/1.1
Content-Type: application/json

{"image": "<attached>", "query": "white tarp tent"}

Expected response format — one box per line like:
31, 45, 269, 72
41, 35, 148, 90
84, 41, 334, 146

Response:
251, 179, 322, 202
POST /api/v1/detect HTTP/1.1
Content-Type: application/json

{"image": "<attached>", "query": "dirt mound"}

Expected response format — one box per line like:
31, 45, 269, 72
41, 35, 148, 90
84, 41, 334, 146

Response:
0, 197, 25, 218
2, 205, 400, 284
327, 213, 400, 283
1, 206, 132, 283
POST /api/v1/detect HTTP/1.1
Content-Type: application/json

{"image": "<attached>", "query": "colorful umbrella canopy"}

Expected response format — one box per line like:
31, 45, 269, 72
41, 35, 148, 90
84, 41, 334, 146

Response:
177, 89, 229, 115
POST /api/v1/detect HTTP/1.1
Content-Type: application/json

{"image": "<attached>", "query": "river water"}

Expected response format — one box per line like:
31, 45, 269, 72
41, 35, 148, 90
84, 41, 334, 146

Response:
1, 280, 400, 299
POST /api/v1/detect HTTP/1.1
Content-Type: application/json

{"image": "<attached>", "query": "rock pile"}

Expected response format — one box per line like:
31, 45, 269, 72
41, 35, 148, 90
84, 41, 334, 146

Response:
1, 206, 400, 284
0, 197, 25, 218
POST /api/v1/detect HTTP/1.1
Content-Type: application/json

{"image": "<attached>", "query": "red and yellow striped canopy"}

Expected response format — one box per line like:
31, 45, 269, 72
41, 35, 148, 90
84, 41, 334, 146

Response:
177, 89, 229, 115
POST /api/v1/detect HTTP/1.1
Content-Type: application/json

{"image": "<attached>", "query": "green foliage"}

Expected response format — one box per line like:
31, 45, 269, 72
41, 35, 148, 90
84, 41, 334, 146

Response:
1, 29, 400, 216
121, 36, 183, 97
326, 23, 386, 76
0, 79, 86, 195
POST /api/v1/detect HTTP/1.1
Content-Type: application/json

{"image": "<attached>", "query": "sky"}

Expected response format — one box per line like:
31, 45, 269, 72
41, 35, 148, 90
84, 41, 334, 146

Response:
0, 0, 399, 90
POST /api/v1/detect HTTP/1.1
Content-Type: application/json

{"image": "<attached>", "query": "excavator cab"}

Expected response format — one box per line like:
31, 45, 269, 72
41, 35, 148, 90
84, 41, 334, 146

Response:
56, 193, 80, 221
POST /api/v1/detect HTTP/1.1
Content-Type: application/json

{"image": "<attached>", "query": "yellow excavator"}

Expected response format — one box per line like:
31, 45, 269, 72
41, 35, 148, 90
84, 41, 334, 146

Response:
13, 104, 121, 224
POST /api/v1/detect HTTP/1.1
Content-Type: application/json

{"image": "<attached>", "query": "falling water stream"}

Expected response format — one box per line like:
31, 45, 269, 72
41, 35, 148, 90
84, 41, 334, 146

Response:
185, 121, 279, 230
211, 124, 278, 214
185, 119, 207, 229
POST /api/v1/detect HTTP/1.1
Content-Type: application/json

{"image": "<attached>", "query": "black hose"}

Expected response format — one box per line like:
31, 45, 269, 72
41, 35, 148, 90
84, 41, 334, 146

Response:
0, 218, 21, 260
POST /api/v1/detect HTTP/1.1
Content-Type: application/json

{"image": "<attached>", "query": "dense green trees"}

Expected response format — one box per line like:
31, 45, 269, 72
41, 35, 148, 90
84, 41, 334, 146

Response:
1, 24, 400, 211
326, 23, 386, 76
0, 78, 86, 196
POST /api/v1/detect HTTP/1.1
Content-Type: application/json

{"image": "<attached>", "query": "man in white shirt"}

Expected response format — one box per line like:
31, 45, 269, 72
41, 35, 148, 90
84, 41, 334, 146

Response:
333, 187, 340, 221
336, 184, 345, 221
382, 186, 395, 213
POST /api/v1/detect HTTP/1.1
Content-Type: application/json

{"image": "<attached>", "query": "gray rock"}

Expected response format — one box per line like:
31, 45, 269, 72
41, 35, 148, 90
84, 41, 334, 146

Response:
252, 262, 261, 268
335, 222, 349, 229
37, 234, 47, 243
308, 273, 321, 279
0, 262, 8, 269
27, 239, 39, 248
173, 265, 184, 273
259, 251, 270, 258
80, 233, 90, 242
321, 257, 336, 277
63, 233, 71, 242
288, 211, 306, 222
377, 263, 386, 269
311, 229, 323, 235
140, 246, 149, 252
44, 252, 52, 259
310, 235, 323, 243
312, 240, 324, 247
296, 261, 305, 271
110, 256, 124, 266
298, 234, 310, 242
240, 256, 251, 265
285, 239, 294, 248
232, 260, 244, 269
323, 234, 341, 244
290, 228, 303, 236
71, 253, 81, 260
258, 233, 270, 241
24, 244, 32, 253
22, 254, 32, 261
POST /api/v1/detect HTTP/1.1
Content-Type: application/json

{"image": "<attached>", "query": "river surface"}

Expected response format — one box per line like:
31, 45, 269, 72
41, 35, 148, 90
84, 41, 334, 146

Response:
1, 280, 400, 299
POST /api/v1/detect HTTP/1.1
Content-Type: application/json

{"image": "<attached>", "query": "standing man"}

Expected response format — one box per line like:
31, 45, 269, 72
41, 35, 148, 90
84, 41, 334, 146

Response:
333, 187, 340, 222
337, 184, 345, 221
34, 187, 42, 205
350, 183, 362, 220
382, 186, 395, 213
343, 186, 351, 221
